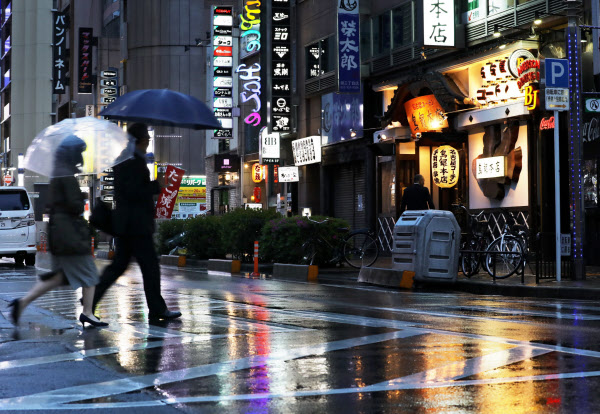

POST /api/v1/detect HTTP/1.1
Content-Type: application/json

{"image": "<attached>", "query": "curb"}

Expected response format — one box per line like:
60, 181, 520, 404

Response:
453, 280, 599, 300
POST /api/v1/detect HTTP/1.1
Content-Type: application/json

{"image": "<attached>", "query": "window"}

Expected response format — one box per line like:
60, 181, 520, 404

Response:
360, 17, 371, 60
392, 4, 412, 48
488, 0, 514, 16
0, 190, 29, 211
373, 12, 391, 56
305, 36, 335, 79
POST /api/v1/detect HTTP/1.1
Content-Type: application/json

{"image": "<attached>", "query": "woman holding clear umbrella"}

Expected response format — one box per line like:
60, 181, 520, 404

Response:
8, 135, 107, 328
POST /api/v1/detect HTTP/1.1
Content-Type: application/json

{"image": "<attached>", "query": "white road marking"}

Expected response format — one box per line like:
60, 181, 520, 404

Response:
0, 330, 423, 409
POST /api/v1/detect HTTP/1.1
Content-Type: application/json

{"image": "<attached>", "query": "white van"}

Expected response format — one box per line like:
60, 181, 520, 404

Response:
0, 187, 37, 266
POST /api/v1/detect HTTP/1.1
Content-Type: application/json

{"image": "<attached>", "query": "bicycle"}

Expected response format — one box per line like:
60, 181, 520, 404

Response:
452, 204, 491, 277
300, 216, 379, 269
485, 213, 525, 279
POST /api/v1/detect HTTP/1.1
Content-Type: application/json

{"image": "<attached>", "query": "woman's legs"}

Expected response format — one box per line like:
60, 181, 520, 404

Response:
17, 272, 66, 317
81, 286, 102, 322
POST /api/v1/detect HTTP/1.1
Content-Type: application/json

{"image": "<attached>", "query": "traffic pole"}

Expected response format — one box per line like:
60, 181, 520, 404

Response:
251, 241, 260, 276
91, 236, 95, 257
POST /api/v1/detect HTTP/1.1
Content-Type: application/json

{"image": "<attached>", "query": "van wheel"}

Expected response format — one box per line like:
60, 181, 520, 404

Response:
14, 256, 25, 267
25, 254, 36, 266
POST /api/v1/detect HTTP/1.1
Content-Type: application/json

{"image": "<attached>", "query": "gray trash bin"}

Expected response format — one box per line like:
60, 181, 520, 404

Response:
392, 210, 460, 282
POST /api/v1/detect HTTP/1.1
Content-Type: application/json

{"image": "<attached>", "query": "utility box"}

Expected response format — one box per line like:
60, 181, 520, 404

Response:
392, 210, 460, 282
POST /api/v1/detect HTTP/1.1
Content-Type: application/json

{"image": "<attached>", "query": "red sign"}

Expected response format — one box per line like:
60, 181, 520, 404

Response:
540, 116, 555, 130
155, 165, 185, 219
3, 174, 12, 185
253, 187, 261, 203
214, 46, 232, 56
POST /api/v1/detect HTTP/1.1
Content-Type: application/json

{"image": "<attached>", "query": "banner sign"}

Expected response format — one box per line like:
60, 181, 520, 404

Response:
212, 6, 234, 139
423, 0, 455, 48
52, 12, 68, 94
271, 0, 292, 132
259, 127, 280, 164
155, 166, 185, 219
475, 156, 505, 179
337, 0, 360, 93
292, 136, 321, 166
278, 166, 299, 182
78, 28, 93, 94
432, 145, 459, 187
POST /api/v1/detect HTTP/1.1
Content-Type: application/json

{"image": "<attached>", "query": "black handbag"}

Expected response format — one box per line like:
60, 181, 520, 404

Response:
90, 198, 114, 235
48, 214, 92, 256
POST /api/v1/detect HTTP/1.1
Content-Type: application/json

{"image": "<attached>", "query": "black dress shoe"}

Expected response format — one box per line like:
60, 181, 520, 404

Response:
79, 313, 109, 328
8, 299, 21, 325
149, 310, 182, 320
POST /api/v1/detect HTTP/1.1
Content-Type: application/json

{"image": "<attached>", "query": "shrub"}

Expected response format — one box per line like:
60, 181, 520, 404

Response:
183, 215, 227, 259
259, 215, 349, 265
156, 219, 186, 255
219, 208, 279, 261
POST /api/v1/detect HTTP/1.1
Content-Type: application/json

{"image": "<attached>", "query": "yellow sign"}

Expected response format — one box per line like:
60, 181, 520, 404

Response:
404, 95, 448, 136
432, 145, 459, 188
524, 85, 539, 111
252, 163, 264, 183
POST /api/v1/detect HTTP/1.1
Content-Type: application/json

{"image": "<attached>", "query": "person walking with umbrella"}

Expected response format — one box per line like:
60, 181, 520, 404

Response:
8, 136, 108, 328
92, 123, 181, 321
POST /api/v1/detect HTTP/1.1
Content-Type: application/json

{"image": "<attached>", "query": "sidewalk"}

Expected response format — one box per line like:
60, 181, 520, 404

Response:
89, 244, 600, 300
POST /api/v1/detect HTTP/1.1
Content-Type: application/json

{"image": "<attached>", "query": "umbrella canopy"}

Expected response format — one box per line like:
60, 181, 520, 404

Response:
24, 117, 134, 177
98, 89, 222, 130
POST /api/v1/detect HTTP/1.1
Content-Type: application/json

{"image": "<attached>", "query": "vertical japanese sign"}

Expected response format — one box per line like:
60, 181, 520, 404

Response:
337, 0, 360, 93
78, 28, 93, 94
155, 165, 185, 219
52, 12, 68, 94
212, 6, 234, 139
271, 0, 291, 132
423, 0, 455, 48
431, 145, 459, 188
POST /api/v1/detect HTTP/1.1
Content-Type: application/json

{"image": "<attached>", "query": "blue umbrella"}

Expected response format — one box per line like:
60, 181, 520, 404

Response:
98, 89, 222, 130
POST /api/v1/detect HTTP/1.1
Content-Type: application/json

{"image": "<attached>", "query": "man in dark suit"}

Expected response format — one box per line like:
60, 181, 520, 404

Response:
93, 123, 181, 321
400, 174, 435, 212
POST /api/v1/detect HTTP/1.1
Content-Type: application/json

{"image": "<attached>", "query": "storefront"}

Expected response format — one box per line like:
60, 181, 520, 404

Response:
373, 42, 553, 250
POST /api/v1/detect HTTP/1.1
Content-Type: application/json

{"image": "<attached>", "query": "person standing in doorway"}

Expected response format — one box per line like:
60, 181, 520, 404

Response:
400, 174, 435, 212
92, 123, 181, 321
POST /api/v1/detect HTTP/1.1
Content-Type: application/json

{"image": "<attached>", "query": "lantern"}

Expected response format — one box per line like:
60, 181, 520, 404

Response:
252, 163, 264, 183
432, 145, 459, 188
253, 186, 262, 203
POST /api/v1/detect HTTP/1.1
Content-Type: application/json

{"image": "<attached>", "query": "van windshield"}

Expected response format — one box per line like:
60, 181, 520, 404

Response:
0, 190, 30, 211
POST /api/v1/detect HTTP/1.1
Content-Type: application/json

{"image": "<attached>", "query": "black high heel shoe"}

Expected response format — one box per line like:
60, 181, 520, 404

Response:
79, 313, 108, 328
8, 299, 21, 325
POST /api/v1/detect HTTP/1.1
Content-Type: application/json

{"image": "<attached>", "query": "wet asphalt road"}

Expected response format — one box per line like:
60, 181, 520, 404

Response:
1, 260, 600, 413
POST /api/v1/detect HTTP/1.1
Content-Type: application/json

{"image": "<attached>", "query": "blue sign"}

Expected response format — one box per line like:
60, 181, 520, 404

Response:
338, 13, 361, 93
321, 92, 363, 145
545, 59, 569, 88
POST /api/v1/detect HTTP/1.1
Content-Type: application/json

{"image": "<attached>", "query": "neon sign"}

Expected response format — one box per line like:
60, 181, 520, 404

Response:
238, 0, 263, 127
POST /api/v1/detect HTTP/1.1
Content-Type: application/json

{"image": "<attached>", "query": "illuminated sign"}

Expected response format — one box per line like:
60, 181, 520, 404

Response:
540, 116, 555, 130
78, 28, 93, 94
404, 95, 448, 135
212, 6, 234, 139
475, 156, 505, 179
524, 85, 539, 111
423, 0, 455, 47
517, 59, 540, 90
271, 0, 291, 132
237, 0, 264, 130
259, 127, 280, 164
278, 166, 299, 182
252, 163, 265, 183
292, 136, 321, 166
476, 58, 524, 105
432, 145, 459, 187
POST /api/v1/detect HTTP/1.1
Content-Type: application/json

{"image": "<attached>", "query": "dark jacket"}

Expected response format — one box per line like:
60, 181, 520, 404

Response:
400, 183, 435, 212
113, 151, 161, 236
48, 176, 91, 255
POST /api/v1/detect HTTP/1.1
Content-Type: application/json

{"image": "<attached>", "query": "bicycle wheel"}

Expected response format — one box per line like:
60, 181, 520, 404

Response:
300, 241, 317, 265
343, 233, 379, 268
460, 238, 480, 278
485, 235, 524, 279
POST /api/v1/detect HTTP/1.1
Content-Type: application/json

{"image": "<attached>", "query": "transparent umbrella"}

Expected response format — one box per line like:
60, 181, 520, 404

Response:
23, 117, 134, 177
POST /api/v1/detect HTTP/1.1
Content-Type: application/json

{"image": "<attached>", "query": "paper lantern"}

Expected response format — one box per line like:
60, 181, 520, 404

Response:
252, 163, 264, 183
432, 145, 459, 188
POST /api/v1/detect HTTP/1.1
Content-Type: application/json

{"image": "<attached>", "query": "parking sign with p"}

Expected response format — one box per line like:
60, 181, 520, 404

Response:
545, 58, 569, 88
